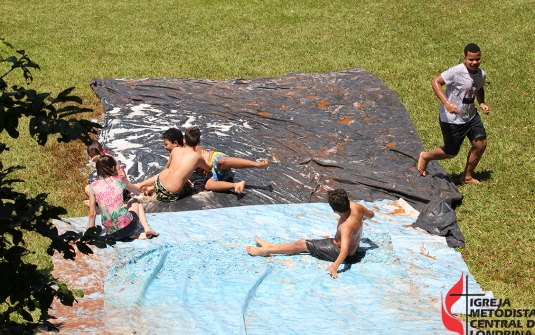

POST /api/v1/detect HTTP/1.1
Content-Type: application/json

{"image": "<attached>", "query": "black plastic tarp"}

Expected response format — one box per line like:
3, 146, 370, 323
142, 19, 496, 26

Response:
90, 68, 464, 247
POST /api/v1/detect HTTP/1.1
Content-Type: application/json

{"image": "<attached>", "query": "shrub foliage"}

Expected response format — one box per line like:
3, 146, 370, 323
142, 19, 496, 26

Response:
0, 39, 115, 333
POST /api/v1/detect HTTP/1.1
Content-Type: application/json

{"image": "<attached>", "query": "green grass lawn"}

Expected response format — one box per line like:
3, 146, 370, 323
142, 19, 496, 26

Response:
1, 0, 534, 321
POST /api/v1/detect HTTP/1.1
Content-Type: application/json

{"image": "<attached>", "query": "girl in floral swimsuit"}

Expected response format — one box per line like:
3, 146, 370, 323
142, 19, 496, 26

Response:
87, 155, 159, 240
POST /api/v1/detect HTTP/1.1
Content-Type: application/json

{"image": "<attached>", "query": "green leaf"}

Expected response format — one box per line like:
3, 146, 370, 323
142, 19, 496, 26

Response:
19, 308, 33, 322
72, 289, 84, 298
84, 226, 104, 238
56, 282, 75, 306
0, 108, 5, 131
0, 143, 6, 155
11, 229, 24, 246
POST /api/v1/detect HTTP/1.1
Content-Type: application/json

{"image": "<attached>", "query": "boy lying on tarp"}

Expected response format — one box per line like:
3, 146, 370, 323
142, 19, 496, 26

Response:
246, 188, 374, 279
185, 126, 269, 194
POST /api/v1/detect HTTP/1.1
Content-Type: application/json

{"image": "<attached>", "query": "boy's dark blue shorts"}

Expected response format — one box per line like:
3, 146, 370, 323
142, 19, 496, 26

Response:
305, 238, 359, 264
440, 113, 487, 156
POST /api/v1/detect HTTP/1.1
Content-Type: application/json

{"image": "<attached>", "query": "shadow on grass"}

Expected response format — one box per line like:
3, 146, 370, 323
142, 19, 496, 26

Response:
450, 169, 493, 185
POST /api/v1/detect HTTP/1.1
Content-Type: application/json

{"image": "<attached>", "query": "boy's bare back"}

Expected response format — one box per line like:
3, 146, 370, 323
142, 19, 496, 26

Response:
159, 146, 208, 194
196, 145, 213, 167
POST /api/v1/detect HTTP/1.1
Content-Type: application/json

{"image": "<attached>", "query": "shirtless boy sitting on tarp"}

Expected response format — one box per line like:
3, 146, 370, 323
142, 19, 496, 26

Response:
136, 128, 210, 202
246, 188, 374, 279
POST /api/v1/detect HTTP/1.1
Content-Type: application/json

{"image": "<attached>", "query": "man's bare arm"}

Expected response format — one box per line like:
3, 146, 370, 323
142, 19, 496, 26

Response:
476, 87, 489, 114
432, 75, 457, 114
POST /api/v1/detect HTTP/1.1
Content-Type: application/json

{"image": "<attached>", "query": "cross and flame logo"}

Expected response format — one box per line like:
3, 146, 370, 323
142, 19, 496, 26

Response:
442, 272, 465, 335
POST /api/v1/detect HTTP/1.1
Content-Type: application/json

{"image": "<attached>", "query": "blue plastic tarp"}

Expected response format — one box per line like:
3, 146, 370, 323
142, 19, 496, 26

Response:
60, 201, 488, 334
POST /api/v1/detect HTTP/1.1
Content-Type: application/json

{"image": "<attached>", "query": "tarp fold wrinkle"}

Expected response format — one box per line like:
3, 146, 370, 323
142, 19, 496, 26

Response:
89, 68, 465, 247
241, 266, 273, 335
413, 173, 464, 247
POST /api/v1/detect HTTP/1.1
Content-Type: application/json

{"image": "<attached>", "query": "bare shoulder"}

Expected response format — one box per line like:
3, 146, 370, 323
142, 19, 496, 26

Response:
200, 146, 213, 155
168, 146, 188, 162
350, 202, 374, 220
186, 147, 206, 164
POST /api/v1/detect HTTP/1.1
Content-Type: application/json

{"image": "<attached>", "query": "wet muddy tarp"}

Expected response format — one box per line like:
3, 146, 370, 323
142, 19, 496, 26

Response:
89, 69, 464, 247
46, 201, 488, 334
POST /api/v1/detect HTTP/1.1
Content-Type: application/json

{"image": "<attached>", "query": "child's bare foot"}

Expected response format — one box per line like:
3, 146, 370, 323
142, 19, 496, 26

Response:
417, 152, 428, 176
459, 175, 481, 185
246, 246, 268, 256
234, 180, 246, 193
144, 229, 160, 239
257, 158, 269, 169
254, 235, 273, 247
130, 233, 147, 240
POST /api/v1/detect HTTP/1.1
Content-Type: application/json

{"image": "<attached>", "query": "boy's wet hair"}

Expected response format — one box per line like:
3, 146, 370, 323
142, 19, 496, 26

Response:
327, 189, 351, 213
87, 140, 104, 158
162, 128, 184, 146
185, 126, 202, 147
464, 43, 480, 56
95, 155, 118, 178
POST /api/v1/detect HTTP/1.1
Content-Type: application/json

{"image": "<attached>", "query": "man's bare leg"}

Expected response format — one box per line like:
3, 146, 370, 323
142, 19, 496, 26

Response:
217, 157, 269, 170
205, 178, 247, 194
246, 238, 308, 256
460, 137, 487, 184
417, 148, 455, 176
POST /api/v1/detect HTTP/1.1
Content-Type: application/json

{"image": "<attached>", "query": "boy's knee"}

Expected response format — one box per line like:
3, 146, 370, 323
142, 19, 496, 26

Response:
204, 179, 216, 190
440, 146, 459, 157
297, 238, 308, 248
216, 157, 229, 169
472, 137, 487, 150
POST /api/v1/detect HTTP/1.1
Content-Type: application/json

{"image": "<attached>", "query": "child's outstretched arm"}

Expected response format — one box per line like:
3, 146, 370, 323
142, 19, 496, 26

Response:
361, 205, 375, 220
125, 181, 142, 196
